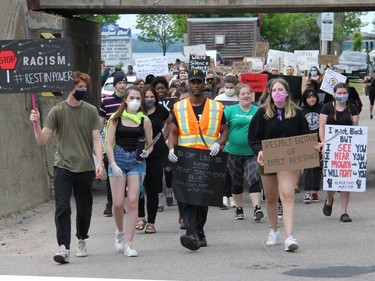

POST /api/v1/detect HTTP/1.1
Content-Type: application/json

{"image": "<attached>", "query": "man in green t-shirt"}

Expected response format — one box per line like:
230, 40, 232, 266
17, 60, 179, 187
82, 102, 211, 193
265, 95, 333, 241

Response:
30, 71, 103, 264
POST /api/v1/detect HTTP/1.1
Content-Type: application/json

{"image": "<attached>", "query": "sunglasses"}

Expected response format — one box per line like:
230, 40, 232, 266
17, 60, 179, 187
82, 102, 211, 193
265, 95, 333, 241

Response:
206, 78, 214, 82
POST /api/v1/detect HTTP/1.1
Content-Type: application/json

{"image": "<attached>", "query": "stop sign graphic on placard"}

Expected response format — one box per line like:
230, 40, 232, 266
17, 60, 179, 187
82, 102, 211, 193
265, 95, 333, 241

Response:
0, 50, 17, 70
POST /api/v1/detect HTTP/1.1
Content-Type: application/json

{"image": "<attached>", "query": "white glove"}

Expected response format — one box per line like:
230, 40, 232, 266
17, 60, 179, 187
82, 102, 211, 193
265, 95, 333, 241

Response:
209, 142, 221, 156
110, 162, 123, 177
140, 150, 149, 158
168, 149, 178, 163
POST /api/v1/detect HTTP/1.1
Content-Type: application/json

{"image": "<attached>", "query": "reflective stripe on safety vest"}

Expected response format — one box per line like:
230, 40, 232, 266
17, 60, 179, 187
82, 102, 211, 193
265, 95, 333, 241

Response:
174, 98, 223, 150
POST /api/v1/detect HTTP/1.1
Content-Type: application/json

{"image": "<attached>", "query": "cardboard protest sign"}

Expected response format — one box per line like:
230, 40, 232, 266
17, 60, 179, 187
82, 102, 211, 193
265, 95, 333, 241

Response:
135, 56, 169, 79
214, 66, 232, 75
320, 68, 347, 95
262, 133, 320, 174
0, 38, 73, 93
206, 50, 218, 66
232, 61, 252, 75
294, 50, 319, 71
171, 146, 229, 206
240, 73, 268, 93
244, 57, 264, 71
267, 49, 292, 70
183, 44, 206, 62
318, 54, 339, 66
189, 54, 210, 75
322, 125, 367, 192
283, 53, 298, 75
252, 41, 269, 61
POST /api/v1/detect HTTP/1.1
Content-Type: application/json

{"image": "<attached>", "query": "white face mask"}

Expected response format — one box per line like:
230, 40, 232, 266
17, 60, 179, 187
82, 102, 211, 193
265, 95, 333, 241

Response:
225, 88, 236, 97
127, 99, 141, 112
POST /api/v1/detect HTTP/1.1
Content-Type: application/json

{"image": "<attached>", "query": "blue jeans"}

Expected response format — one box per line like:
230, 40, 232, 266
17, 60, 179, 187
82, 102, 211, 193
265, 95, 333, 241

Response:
108, 145, 146, 177
54, 167, 94, 249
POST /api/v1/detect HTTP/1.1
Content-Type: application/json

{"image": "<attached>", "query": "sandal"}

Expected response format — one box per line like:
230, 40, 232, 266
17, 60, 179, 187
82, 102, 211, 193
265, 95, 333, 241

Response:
145, 223, 156, 234
136, 217, 147, 231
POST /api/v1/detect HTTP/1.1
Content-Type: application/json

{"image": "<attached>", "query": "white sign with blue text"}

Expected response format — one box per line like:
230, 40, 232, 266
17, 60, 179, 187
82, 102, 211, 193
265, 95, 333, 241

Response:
323, 125, 368, 192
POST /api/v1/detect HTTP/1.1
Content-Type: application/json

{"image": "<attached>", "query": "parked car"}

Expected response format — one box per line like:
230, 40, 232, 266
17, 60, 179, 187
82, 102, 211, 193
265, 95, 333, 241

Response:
338, 51, 369, 79
368, 50, 375, 76
101, 75, 136, 99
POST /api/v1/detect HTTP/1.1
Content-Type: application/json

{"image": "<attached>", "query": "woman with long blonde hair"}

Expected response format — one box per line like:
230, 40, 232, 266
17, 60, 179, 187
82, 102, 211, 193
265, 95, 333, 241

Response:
248, 78, 309, 252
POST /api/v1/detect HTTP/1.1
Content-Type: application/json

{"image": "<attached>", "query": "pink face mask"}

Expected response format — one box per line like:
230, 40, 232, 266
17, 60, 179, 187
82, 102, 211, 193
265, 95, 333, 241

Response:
271, 91, 288, 103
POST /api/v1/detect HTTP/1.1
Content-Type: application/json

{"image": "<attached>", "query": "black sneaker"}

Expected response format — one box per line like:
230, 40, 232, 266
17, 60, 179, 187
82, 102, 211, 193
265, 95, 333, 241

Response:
253, 205, 264, 222
166, 196, 173, 207
103, 203, 112, 217
235, 207, 244, 220
197, 231, 207, 247
180, 234, 200, 251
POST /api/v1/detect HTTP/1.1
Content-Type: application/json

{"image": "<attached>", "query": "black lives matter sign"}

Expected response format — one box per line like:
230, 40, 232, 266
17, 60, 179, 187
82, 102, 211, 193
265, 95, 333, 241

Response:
171, 146, 228, 207
0, 38, 73, 93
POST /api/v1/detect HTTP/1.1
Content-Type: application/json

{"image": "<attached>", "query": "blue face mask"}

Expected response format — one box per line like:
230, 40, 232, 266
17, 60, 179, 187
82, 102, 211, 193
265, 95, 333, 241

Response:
73, 88, 87, 101
335, 94, 348, 104
311, 70, 318, 76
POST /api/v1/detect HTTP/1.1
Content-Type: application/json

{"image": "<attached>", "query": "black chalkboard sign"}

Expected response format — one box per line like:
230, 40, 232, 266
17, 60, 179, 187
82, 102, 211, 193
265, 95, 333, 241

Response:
189, 54, 210, 76
172, 146, 229, 207
0, 38, 73, 94
159, 97, 177, 112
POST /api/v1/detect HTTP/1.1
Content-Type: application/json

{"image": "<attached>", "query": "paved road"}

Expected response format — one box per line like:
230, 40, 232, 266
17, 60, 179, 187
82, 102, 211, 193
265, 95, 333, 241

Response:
1, 92, 375, 281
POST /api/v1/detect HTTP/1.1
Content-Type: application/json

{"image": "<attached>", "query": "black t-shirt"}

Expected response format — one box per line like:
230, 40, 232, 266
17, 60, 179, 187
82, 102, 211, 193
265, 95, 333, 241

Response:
115, 118, 145, 151
148, 104, 170, 158
321, 102, 359, 125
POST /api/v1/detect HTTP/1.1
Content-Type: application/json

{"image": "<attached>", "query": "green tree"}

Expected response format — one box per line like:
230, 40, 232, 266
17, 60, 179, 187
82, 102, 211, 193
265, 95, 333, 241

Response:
73, 14, 120, 26
352, 30, 363, 51
260, 13, 293, 50
135, 14, 184, 56
335, 12, 366, 54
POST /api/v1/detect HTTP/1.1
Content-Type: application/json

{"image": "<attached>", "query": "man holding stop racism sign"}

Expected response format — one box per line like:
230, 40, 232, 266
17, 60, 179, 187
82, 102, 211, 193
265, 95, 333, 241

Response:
30, 71, 103, 264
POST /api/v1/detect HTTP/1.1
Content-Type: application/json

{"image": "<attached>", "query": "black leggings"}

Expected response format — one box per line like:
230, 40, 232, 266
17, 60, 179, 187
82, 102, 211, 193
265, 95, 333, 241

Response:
138, 156, 163, 223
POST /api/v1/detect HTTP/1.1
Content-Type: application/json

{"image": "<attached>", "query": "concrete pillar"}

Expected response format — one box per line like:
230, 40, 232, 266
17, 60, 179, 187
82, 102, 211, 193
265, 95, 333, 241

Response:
0, 1, 101, 216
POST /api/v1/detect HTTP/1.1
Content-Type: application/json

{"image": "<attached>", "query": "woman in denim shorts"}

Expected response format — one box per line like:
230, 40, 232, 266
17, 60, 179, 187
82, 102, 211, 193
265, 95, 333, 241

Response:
106, 86, 153, 257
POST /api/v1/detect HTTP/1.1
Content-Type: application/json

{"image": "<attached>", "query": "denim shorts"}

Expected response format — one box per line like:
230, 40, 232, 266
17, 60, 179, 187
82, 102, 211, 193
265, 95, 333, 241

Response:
108, 145, 146, 177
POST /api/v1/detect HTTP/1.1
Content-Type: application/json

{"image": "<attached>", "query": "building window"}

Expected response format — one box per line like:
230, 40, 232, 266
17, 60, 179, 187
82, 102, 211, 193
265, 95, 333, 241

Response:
215, 35, 225, 45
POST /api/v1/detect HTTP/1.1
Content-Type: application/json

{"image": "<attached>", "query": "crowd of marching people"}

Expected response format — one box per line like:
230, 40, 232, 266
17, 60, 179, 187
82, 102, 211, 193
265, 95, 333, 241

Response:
31, 57, 367, 264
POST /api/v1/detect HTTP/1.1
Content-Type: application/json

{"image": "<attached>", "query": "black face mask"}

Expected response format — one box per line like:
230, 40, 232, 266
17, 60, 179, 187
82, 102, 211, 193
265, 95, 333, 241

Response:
144, 99, 156, 108
73, 88, 87, 101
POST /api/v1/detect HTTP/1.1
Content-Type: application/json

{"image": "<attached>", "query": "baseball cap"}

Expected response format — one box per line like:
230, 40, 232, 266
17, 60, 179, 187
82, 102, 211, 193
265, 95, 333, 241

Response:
188, 69, 205, 82
113, 73, 127, 86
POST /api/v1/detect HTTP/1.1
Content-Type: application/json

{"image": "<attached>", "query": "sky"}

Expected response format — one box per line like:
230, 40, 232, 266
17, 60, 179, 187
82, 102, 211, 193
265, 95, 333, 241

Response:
117, 12, 375, 35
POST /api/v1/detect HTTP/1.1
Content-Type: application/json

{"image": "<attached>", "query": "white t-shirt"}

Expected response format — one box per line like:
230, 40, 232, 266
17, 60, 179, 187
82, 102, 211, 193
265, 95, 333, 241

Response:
214, 93, 239, 101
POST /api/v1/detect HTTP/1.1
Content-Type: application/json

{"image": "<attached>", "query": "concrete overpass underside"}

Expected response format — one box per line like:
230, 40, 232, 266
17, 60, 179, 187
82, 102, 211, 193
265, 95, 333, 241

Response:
30, 0, 375, 15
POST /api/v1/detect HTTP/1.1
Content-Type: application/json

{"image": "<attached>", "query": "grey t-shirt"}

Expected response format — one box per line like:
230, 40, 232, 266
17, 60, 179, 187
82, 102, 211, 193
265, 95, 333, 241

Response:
44, 100, 101, 172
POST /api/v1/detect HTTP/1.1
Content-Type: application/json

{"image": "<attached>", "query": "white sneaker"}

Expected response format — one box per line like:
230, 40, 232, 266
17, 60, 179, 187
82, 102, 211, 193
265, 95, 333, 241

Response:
76, 239, 87, 257
222, 196, 229, 208
124, 243, 138, 257
229, 197, 236, 208
115, 231, 125, 252
53, 245, 70, 264
285, 236, 298, 252
266, 229, 280, 246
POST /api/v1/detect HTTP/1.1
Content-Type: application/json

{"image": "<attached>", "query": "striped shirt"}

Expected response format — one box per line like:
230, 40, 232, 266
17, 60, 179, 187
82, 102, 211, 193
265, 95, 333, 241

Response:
99, 93, 123, 120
